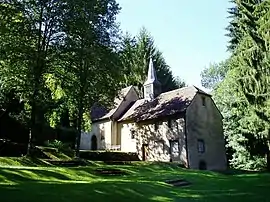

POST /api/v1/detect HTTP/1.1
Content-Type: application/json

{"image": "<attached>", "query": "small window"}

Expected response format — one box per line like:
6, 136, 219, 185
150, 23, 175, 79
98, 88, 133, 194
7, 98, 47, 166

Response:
168, 119, 172, 128
154, 122, 161, 131
131, 129, 135, 139
202, 97, 206, 107
169, 140, 178, 154
197, 139, 205, 153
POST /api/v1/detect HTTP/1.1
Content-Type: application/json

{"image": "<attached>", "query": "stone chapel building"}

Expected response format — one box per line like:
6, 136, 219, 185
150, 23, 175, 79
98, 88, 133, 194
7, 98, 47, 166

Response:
80, 59, 227, 170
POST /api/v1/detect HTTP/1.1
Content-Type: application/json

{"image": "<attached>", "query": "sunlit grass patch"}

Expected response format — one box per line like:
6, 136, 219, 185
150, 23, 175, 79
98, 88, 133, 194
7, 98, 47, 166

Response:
0, 158, 269, 202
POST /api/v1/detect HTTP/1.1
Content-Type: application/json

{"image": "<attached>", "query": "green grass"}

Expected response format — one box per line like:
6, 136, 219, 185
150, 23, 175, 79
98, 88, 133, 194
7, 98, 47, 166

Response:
0, 157, 51, 167
0, 158, 269, 202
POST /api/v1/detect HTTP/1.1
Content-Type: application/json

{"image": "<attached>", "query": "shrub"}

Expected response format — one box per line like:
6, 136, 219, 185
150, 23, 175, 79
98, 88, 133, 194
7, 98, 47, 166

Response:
79, 150, 140, 161
45, 140, 70, 152
56, 127, 77, 148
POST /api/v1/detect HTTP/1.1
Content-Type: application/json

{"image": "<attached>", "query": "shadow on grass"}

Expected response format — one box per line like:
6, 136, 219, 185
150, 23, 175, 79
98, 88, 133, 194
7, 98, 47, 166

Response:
0, 163, 269, 202
0, 168, 71, 182
0, 181, 175, 202
0, 177, 269, 202
0, 157, 51, 167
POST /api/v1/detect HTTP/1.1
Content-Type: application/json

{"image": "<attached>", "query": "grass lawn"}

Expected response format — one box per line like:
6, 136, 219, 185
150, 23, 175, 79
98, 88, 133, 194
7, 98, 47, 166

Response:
0, 157, 269, 202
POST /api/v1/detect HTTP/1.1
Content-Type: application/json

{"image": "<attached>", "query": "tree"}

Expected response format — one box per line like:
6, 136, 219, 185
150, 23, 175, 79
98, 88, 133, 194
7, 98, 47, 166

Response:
213, 62, 267, 170
0, 1, 67, 152
232, 0, 270, 169
119, 28, 185, 97
61, 0, 121, 156
200, 60, 229, 90
225, 0, 263, 52
0, 0, 123, 155
207, 0, 270, 170
226, 0, 242, 52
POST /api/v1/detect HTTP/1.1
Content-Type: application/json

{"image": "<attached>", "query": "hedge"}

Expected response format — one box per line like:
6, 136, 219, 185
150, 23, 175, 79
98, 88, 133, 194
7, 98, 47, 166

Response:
79, 150, 140, 162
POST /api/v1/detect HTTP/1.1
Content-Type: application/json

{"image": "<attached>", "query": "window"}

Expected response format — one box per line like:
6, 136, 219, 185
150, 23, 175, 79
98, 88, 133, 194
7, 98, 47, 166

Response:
202, 97, 206, 107
100, 130, 105, 140
197, 139, 205, 153
169, 140, 179, 154
154, 122, 158, 131
130, 129, 135, 139
154, 122, 160, 131
168, 119, 172, 128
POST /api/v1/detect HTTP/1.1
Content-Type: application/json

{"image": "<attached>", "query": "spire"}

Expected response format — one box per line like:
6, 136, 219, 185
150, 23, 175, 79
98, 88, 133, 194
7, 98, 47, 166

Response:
144, 57, 159, 85
143, 58, 161, 100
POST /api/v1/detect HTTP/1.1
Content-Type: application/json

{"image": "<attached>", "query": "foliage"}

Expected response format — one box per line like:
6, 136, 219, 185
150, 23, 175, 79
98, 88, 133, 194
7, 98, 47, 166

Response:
200, 60, 229, 90
213, 67, 266, 170
0, 0, 69, 152
119, 28, 185, 97
231, 0, 270, 169
79, 150, 140, 161
226, 0, 241, 52
0, 0, 122, 155
202, 0, 270, 170
59, 0, 121, 155
45, 140, 70, 152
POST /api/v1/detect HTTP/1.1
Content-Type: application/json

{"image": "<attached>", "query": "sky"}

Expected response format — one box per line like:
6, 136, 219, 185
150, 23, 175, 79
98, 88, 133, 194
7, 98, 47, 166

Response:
116, 0, 232, 89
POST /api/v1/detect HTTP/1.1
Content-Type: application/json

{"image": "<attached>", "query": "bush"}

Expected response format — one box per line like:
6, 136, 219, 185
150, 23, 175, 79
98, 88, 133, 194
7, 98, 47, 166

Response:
79, 150, 140, 161
45, 140, 71, 152
33, 123, 57, 145
56, 127, 77, 148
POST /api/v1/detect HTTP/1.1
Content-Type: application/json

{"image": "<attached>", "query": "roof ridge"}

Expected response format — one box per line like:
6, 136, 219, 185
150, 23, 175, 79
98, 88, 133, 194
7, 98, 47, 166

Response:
191, 85, 211, 96
119, 85, 133, 93
158, 86, 193, 97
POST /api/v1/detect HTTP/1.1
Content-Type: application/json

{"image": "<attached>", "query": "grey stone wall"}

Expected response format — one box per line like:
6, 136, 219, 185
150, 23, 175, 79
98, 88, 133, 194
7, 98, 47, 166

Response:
119, 117, 188, 166
186, 94, 227, 170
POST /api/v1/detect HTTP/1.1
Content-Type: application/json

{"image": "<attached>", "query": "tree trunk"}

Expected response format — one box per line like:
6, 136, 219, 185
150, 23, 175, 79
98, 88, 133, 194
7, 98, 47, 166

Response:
27, 89, 37, 156
75, 99, 83, 157
266, 152, 270, 171
267, 142, 270, 171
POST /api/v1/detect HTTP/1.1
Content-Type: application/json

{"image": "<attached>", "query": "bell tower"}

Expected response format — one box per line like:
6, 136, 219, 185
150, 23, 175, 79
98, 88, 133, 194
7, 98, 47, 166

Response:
143, 58, 161, 101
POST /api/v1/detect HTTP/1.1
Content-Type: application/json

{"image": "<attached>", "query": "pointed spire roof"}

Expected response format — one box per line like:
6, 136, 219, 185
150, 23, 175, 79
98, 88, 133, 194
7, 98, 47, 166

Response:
144, 58, 160, 85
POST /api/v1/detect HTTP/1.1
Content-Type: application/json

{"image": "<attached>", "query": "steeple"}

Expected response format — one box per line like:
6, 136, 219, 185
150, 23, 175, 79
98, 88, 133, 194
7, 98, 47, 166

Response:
143, 58, 161, 101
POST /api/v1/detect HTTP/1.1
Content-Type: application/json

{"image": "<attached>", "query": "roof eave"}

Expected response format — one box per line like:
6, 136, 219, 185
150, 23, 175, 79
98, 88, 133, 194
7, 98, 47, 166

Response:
92, 117, 110, 123
119, 110, 186, 123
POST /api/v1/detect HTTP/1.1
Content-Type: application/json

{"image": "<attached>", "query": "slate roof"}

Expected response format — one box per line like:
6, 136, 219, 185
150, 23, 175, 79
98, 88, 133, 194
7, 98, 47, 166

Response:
91, 86, 133, 121
118, 86, 210, 122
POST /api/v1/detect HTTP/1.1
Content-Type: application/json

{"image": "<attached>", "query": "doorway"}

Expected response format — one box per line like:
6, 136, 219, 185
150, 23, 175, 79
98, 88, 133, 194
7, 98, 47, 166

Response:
91, 135, 97, 150
142, 144, 149, 161
199, 160, 207, 170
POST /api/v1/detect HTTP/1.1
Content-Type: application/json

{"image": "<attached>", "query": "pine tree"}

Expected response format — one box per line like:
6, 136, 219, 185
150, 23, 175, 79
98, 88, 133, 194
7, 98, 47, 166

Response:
226, 0, 242, 52
232, 0, 270, 169
119, 28, 185, 97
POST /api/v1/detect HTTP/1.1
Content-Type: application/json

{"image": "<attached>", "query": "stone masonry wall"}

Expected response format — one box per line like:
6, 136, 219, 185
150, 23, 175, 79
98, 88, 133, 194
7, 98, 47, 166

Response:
119, 117, 188, 166
186, 94, 227, 170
